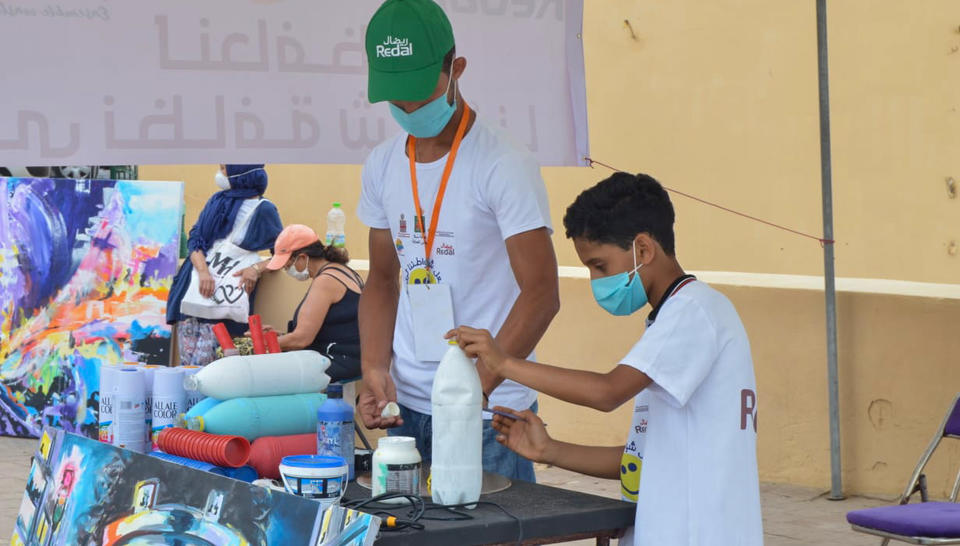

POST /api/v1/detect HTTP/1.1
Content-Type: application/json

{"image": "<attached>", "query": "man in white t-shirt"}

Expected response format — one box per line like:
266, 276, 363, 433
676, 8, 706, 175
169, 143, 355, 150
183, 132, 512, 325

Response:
355, 0, 559, 481
453, 172, 763, 544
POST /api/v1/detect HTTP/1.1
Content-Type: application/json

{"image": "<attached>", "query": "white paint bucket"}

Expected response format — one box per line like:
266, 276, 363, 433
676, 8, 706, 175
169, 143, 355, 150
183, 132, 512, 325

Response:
279, 455, 348, 512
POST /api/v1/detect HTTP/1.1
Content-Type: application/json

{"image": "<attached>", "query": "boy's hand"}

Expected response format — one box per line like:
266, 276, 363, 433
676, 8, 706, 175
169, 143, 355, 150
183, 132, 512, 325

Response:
490, 407, 552, 464
446, 326, 509, 377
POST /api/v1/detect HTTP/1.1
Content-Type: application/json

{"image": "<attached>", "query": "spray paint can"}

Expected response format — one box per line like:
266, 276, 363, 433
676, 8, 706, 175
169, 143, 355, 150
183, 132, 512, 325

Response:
98, 364, 120, 443
114, 368, 147, 453
152, 367, 186, 449
142, 366, 163, 446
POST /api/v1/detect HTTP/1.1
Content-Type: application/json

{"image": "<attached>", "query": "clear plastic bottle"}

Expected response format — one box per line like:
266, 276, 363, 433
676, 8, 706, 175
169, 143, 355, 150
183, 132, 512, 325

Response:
325, 202, 346, 248
317, 384, 355, 480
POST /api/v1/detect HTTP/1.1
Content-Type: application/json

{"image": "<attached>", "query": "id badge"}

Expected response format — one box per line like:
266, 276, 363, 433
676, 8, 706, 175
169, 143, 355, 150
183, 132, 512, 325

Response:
407, 283, 455, 362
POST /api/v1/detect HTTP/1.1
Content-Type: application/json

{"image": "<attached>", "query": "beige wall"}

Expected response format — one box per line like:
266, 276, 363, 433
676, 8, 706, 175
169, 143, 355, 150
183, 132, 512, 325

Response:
140, 0, 960, 498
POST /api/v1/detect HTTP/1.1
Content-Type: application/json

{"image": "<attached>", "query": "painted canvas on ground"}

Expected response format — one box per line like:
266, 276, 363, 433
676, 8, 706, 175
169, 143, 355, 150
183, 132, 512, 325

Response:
13, 428, 326, 546
0, 178, 182, 438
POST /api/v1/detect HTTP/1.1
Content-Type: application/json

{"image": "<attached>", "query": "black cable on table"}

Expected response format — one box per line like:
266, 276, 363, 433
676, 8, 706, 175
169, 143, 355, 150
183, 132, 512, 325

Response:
342, 494, 524, 544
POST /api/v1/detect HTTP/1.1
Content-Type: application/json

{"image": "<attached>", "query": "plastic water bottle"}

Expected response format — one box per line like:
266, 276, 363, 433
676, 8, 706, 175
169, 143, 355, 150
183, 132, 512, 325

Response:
431, 343, 482, 507
317, 384, 355, 480
183, 351, 331, 400
325, 202, 346, 248
184, 393, 327, 440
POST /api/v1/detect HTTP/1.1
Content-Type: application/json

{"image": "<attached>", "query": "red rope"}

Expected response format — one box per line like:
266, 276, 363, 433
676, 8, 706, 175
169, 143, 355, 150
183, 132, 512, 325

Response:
584, 157, 835, 245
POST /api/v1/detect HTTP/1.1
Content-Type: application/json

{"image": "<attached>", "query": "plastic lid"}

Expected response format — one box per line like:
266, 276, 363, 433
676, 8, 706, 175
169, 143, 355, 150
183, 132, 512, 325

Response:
281, 455, 347, 469
325, 384, 343, 397
332, 202, 341, 208
381, 401, 401, 418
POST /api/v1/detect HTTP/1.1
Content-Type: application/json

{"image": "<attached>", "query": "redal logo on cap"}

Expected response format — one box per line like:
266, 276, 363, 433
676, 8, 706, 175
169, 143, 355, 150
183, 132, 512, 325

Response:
376, 36, 413, 58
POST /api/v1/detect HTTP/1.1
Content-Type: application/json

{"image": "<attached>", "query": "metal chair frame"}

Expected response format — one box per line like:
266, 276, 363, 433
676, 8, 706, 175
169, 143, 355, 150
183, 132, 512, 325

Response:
850, 393, 960, 545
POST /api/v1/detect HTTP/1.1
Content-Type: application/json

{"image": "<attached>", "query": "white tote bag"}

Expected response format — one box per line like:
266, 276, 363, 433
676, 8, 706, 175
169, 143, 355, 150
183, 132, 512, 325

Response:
179, 200, 268, 323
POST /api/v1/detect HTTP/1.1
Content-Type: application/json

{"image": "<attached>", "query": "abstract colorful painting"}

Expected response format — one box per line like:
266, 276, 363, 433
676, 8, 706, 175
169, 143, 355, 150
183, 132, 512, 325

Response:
0, 178, 182, 438
12, 428, 327, 546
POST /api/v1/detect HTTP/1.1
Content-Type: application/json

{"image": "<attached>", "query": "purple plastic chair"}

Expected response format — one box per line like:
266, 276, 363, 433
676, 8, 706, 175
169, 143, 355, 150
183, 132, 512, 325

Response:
847, 393, 960, 545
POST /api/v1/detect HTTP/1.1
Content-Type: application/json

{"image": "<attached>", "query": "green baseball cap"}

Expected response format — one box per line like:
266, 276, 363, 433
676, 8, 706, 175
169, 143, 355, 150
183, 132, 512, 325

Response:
365, 0, 455, 103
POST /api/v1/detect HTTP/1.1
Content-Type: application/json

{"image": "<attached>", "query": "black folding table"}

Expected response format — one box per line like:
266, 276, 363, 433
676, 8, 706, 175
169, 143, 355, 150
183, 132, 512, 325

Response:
344, 479, 635, 545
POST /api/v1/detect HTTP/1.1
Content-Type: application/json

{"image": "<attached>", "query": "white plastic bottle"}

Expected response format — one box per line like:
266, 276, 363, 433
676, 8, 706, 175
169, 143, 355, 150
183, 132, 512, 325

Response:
183, 351, 331, 400
325, 202, 346, 248
430, 343, 482, 507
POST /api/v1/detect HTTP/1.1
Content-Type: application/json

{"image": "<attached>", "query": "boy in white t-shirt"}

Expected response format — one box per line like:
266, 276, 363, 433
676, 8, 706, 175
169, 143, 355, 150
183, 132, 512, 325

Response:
452, 173, 763, 545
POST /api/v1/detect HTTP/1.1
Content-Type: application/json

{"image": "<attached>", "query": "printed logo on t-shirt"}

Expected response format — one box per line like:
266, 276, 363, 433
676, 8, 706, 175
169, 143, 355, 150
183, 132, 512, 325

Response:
741, 389, 758, 432
436, 243, 455, 256
399, 213, 408, 235
395, 238, 405, 255
404, 257, 442, 285
621, 402, 648, 502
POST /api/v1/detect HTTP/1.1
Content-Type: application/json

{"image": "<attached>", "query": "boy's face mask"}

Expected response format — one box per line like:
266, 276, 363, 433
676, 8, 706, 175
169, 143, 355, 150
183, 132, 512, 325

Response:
591, 242, 648, 316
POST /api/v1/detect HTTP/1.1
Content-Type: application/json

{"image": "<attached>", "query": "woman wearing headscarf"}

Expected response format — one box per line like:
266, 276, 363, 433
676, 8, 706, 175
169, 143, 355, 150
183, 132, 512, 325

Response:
166, 164, 282, 366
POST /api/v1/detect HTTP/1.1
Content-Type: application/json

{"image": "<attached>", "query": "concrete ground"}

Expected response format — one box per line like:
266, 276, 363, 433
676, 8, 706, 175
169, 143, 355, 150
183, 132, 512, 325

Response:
0, 436, 890, 545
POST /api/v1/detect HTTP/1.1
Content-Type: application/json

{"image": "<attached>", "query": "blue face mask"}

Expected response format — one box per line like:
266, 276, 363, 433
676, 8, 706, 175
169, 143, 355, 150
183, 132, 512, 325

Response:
591, 244, 648, 316
389, 62, 457, 138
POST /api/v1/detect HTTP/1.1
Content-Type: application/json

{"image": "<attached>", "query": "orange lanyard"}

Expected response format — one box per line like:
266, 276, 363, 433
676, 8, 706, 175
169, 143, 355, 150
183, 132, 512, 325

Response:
407, 103, 472, 269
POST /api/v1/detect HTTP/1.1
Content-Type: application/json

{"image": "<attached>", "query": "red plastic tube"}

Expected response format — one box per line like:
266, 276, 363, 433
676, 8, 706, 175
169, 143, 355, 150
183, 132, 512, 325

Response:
213, 323, 235, 351
157, 427, 251, 468
248, 433, 317, 479
265, 330, 281, 354
248, 315, 266, 355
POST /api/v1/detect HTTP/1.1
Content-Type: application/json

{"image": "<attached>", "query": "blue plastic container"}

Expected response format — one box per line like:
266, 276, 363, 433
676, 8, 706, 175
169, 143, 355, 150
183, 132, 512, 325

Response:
279, 455, 348, 508
317, 384, 355, 480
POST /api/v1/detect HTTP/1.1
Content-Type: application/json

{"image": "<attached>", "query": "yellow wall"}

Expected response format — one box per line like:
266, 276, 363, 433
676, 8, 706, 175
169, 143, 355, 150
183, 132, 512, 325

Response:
140, 0, 960, 497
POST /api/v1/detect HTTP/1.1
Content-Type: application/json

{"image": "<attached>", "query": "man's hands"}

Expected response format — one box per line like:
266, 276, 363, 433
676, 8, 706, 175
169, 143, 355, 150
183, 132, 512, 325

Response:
357, 368, 403, 429
490, 407, 553, 464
